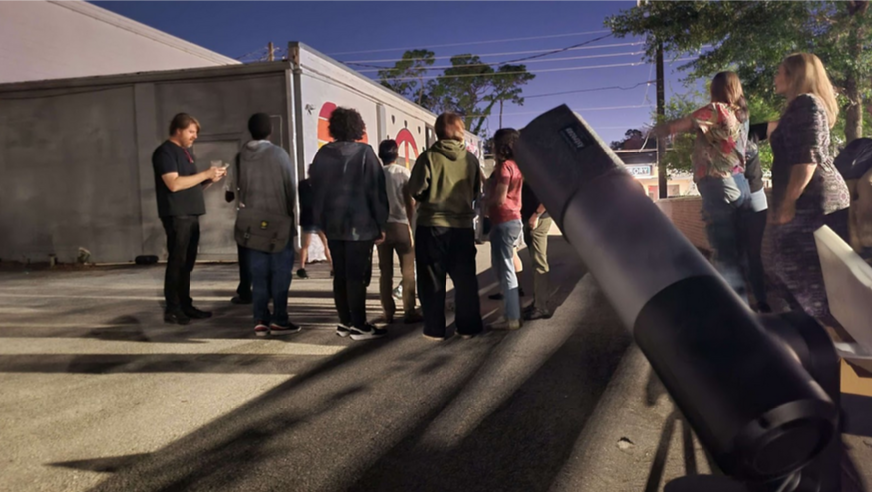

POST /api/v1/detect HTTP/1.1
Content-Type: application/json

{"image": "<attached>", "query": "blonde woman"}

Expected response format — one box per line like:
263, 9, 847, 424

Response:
769, 53, 850, 320
654, 71, 751, 301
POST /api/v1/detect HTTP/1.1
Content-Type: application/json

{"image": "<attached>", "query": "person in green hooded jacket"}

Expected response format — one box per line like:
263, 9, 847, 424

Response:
409, 112, 483, 340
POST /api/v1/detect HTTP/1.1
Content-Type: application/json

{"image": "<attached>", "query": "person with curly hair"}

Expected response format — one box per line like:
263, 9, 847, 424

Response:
310, 107, 390, 340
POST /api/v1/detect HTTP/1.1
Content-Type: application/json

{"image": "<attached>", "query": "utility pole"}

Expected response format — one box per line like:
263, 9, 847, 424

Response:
268, 42, 275, 62
656, 40, 667, 199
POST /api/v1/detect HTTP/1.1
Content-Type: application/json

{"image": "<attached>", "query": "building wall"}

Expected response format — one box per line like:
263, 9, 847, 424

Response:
0, 70, 289, 264
0, 1, 238, 84
657, 194, 777, 269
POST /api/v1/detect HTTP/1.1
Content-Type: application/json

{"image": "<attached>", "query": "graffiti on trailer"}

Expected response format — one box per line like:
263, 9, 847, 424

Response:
465, 138, 482, 160
317, 102, 368, 148
394, 128, 419, 169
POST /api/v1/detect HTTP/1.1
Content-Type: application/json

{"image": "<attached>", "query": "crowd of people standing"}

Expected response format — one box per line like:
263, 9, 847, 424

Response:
654, 52, 852, 328
150, 50, 860, 340
151, 107, 554, 339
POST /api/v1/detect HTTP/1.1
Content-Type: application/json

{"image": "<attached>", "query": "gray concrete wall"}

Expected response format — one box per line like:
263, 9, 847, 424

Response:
0, 71, 291, 264
0, 85, 141, 264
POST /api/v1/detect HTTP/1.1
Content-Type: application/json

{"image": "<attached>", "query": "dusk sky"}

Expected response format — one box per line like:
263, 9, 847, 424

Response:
93, 1, 697, 144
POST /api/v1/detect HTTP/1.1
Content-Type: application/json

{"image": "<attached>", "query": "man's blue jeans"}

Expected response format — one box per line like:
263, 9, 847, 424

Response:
698, 175, 751, 303
490, 219, 523, 321
248, 241, 295, 325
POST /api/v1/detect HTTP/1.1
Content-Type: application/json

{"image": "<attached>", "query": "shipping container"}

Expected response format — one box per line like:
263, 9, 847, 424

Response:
0, 42, 484, 264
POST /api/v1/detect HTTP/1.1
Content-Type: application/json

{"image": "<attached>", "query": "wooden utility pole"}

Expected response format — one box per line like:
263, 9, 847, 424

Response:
656, 41, 667, 199
268, 42, 275, 62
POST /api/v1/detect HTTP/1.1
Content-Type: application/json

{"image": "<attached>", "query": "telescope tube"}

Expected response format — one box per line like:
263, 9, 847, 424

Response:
514, 105, 836, 481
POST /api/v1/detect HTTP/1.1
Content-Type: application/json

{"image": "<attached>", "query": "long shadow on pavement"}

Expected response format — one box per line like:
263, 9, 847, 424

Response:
345, 273, 630, 492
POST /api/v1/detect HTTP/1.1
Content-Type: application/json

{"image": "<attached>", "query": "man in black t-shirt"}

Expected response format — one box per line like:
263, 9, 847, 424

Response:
153, 113, 226, 325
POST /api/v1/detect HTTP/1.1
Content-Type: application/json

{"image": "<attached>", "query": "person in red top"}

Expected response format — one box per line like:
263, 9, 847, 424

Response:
486, 128, 524, 330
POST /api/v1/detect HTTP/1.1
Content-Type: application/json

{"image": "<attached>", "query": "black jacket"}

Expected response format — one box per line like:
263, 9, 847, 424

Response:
310, 141, 389, 242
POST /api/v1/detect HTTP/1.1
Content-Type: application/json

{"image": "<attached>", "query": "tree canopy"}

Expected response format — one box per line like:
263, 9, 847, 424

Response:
607, 1, 872, 143
375, 51, 535, 136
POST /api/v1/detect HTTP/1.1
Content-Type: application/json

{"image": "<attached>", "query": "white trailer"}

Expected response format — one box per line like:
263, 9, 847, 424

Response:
0, 42, 484, 264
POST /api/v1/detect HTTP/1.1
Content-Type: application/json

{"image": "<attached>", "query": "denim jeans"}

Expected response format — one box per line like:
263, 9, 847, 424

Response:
698, 175, 751, 303
248, 241, 295, 325
490, 219, 523, 321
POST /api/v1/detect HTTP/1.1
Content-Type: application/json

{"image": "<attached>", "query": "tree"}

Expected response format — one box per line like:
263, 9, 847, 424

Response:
610, 129, 656, 150
378, 50, 437, 106
431, 54, 496, 134
607, 1, 872, 143
376, 52, 535, 137
484, 64, 535, 128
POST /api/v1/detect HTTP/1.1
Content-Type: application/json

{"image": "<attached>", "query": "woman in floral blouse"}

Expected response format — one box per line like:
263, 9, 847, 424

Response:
654, 71, 751, 301
769, 53, 850, 320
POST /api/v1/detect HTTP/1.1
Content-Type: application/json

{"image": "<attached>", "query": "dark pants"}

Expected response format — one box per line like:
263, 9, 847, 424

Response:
415, 226, 483, 338
161, 215, 200, 313
738, 207, 768, 305
236, 244, 252, 301
249, 241, 295, 325
328, 239, 375, 329
234, 244, 252, 300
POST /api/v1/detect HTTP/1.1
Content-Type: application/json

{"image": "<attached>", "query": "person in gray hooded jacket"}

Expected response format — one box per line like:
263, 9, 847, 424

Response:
310, 107, 390, 341
237, 113, 300, 337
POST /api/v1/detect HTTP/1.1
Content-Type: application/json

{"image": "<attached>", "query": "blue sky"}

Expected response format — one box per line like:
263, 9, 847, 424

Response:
93, 1, 694, 144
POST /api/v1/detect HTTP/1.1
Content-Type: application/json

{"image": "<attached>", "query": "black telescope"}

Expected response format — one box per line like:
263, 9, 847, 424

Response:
514, 105, 840, 490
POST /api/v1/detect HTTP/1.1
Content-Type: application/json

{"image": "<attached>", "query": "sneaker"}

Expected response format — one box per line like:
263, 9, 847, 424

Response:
164, 310, 191, 326
422, 333, 446, 341
297, 268, 309, 279
336, 323, 352, 338
488, 292, 504, 300
269, 322, 302, 336
349, 324, 387, 341
488, 319, 523, 331
254, 321, 270, 337
231, 296, 252, 305
523, 308, 552, 321
183, 306, 212, 319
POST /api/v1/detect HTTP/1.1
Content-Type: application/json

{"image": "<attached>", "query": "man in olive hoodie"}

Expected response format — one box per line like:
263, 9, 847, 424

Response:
409, 112, 483, 340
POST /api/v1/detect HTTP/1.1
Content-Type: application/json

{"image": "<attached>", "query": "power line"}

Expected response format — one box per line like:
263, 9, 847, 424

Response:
328, 29, 612, 56
352, 51, 646, 73
524, 80, 654, 99
500, 33, 613, 64
466, 104, 652, 118
343, 41, 643, 65
378, 60, 657, 82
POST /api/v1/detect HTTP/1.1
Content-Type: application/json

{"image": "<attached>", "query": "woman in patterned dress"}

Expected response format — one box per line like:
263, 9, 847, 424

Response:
769, 53, 850, 320
654, 71, 751, 302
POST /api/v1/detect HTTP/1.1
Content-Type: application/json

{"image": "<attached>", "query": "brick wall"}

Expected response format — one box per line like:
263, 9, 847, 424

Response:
656, 197, 711, 251
657, 195, 776, 268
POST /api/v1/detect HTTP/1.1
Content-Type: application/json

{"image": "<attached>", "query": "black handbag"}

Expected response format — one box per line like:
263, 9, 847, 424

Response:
235, 207, 292, 253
